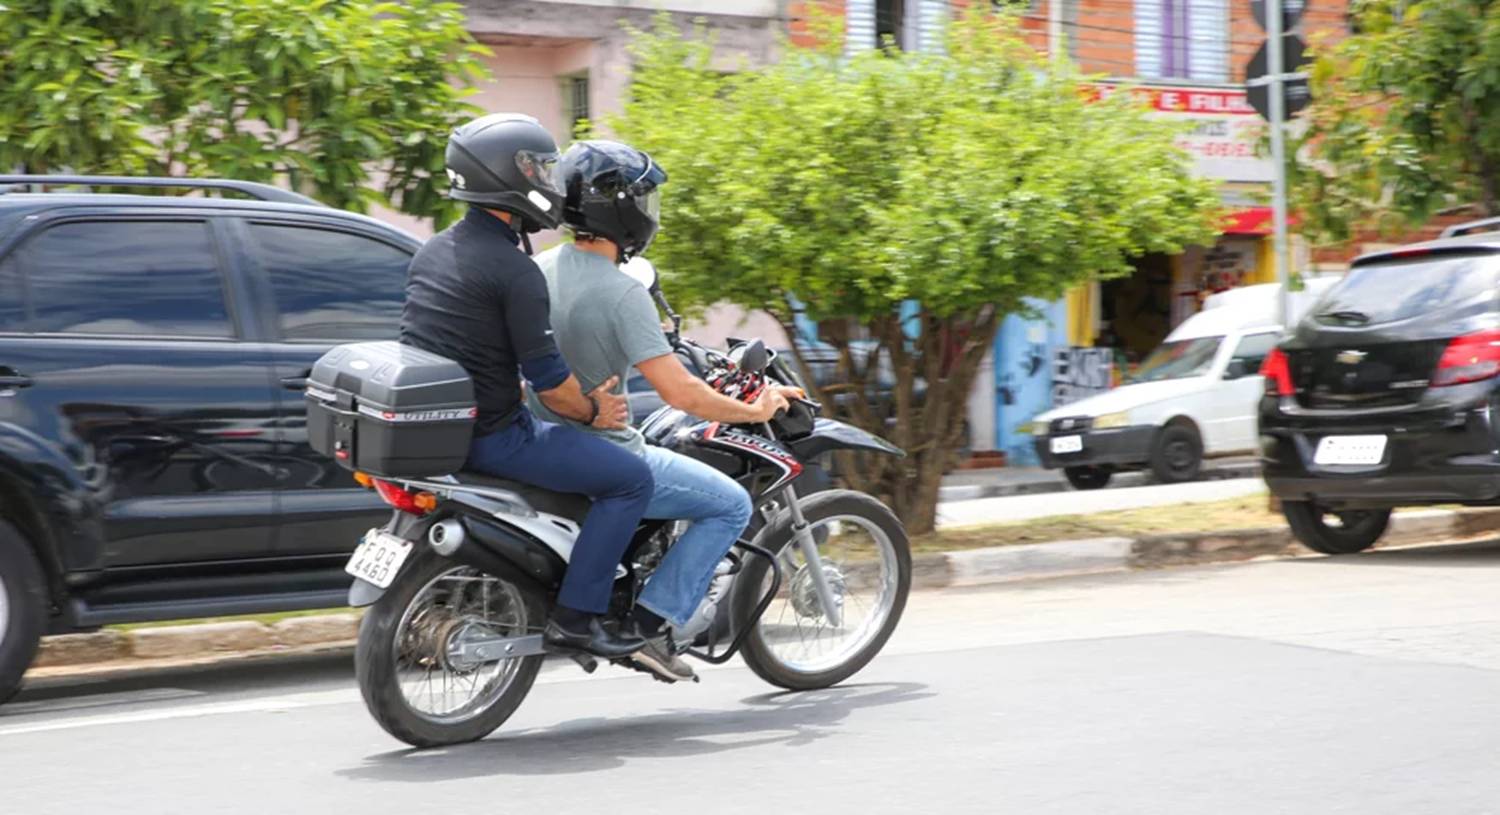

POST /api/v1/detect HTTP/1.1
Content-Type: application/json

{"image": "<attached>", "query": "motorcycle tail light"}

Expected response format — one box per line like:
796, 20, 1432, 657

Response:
373, 479, 436, 515
1259, 347, 1295, 396
1433, 328, 1500, 387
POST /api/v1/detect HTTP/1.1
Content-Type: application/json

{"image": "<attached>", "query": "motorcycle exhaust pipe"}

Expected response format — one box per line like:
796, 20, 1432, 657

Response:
427, 515, 564, 590
428, 518, 466, 556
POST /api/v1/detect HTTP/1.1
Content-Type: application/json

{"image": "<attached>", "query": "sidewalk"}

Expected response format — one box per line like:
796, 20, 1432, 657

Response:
939, 456, 1261, 503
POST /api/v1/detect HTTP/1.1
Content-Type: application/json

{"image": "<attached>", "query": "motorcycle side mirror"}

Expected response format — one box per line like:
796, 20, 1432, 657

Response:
738, 339, 770, 374
620, 256, 658, 292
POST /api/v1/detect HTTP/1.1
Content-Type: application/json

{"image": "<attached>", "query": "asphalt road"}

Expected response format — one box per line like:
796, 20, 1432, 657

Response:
6, 539, 1500, 814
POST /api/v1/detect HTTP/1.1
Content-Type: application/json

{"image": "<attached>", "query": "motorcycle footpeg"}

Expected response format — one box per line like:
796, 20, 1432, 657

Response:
568, 652, 598, 674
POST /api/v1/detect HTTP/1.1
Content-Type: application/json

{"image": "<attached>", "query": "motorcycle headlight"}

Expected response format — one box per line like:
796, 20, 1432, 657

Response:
1093, 411, 1131, 430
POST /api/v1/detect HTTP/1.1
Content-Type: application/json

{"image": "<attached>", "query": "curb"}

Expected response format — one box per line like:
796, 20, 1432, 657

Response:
27, 508, 1500, 680
937, 460, 1261, 503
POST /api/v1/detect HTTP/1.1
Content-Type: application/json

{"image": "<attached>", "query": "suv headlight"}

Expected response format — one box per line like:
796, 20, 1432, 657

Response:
1027, 420, 1049, 436
1093, 411, 1130, 430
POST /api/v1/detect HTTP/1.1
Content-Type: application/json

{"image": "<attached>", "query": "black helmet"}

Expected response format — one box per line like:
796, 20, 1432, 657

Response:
445, 113, 564, 232
557, 140, 668, 260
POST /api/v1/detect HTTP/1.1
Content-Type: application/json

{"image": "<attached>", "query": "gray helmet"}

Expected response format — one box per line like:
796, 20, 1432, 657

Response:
444, 113, 564, 232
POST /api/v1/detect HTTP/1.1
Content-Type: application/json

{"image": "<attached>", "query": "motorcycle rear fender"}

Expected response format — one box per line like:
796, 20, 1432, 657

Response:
787, 418, 905, 460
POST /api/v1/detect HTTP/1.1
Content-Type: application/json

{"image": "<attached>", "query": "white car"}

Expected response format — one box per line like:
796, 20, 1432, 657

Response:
1032, 280, 1336, 490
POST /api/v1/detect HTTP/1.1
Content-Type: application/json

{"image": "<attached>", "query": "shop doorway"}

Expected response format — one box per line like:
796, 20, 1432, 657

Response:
1099, 253, 1174, 368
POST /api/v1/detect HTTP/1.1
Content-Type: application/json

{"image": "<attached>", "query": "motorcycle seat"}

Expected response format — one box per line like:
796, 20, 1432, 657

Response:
453, 471, 591, 523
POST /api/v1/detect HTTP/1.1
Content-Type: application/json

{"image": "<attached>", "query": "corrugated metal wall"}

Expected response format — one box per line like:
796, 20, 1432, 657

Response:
845, 0, 877, 55
1135, 0, 1163, 78
918, 0, 946, 53
1187, 0, 1229, 82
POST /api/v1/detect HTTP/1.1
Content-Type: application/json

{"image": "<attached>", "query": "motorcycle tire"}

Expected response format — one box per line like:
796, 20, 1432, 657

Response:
733, 489, 911, 691
356, 548, 544, 748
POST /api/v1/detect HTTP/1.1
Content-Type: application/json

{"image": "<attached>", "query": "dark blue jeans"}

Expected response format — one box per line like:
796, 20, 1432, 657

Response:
465, 410, 653, 614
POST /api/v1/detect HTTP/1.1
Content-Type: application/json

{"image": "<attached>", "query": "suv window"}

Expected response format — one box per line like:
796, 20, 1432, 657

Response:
1229, 332, 1278, 372
1316, 254, 1500, 325
19, 220, 231, 337
250, 223, 410, 341
0, 257, 22, 330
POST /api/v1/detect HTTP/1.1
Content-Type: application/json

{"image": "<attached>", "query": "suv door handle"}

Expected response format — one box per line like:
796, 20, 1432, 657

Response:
0, 372, 33, 390
281, 370, 312, 390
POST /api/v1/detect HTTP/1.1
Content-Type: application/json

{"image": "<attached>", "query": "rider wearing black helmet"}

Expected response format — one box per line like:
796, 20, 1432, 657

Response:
529, 140, 793, 682
401, 115, 653, 659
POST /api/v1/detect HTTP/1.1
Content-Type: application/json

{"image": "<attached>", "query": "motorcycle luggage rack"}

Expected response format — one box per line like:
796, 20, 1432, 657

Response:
686, 539, 782, 665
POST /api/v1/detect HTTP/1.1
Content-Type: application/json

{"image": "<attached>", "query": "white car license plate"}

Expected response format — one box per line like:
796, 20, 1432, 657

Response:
345, 530, 413, 589
1050, 435, 1084, 454
1314, 435, 1388, 466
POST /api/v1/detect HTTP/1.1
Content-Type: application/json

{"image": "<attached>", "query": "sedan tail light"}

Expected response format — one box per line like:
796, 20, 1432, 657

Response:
1259, 347, 1295, 396
372, 479, 437, 515
1432, 328, 1500, 387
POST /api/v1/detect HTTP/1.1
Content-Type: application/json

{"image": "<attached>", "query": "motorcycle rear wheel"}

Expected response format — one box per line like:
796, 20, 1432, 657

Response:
733, 490, 911, 691
356, 548, 544, 748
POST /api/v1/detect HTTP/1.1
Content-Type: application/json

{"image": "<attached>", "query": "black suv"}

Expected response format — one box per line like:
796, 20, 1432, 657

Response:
0, 176, 422, 701
1260, 218, 1500, 554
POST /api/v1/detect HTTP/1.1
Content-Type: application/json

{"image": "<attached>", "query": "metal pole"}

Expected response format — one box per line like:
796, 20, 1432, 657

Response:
1267, 2, 1293, 327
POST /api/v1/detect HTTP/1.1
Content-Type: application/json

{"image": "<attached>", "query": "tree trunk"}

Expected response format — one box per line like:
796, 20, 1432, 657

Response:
808, 308, 999, 536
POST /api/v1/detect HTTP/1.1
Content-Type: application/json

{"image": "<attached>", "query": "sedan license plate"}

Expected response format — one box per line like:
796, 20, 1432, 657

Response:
345, 530, 413, 589
1050, 435, 1083, 455
1314, 435, 1388, 466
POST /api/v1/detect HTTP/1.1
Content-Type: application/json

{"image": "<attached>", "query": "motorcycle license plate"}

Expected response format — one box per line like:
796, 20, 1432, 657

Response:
345, 530, 413, 589
1050, 435, 1083, 454
1314, 435, 1388, 466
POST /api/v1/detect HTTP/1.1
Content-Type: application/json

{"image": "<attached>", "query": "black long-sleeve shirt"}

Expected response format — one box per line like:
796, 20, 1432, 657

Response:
401, 207, 569, 435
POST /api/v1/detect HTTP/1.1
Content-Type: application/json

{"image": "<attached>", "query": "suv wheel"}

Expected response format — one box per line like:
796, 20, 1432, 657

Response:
1150, 423, 1202, 484
0, 521, 47, 705
1064, 466, 1113, 490
1283, 501, 1391, 555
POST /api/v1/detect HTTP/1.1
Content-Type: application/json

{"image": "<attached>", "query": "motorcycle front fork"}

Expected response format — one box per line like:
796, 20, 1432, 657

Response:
779, 484, 843, 628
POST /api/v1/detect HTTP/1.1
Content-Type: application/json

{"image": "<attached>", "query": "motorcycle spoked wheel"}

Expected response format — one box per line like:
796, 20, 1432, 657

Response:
732, 489, 911, 691
356, 547, 544, 748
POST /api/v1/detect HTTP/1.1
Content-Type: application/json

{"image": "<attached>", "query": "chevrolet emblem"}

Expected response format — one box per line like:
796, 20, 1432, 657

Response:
1336, 350, 1367, 365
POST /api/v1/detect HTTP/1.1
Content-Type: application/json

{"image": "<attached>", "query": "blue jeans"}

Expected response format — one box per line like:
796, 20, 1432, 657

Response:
466, 410, 653, 614
636, 446, 753, 627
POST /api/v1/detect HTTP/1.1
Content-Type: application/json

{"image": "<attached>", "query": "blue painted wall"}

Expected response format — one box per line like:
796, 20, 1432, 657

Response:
993, 298, 1068, 466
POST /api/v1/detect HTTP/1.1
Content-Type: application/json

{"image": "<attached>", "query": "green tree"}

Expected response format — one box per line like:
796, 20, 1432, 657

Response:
0, 0, 489, 223
613, 10, 1220, 532
1292, 0, 1500, 243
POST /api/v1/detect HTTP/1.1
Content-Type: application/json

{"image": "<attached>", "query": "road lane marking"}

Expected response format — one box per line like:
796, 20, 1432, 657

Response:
0, 687, 205, 717
0, 688, 358, 737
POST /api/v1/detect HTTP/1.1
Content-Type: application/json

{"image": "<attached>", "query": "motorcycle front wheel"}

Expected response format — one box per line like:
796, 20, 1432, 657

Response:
355, 548, 544, 748
733, 489, 911, 691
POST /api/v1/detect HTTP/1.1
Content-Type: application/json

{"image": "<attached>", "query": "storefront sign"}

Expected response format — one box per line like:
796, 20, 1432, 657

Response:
1052, 347, 1114, 407
1089, 85, 1273, 183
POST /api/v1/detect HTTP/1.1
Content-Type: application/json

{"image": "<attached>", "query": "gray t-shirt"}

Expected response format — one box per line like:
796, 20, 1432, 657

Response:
526, 244, 673, 454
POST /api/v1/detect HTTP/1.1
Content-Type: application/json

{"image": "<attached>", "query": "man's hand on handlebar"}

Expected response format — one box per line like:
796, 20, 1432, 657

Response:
588, 376, 630, 430
750, 386, 792, 422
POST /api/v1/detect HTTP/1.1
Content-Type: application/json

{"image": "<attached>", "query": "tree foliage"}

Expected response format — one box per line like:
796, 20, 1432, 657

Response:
1293, 0, 1500, 243
0, 0, 489, 222
613, 10, 1220, 532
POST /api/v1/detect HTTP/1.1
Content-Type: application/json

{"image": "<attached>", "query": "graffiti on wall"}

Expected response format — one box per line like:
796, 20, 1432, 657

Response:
1052, 347, 1114, 407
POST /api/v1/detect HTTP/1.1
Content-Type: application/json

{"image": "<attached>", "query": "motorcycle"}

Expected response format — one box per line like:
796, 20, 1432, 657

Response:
342, 261, 911, 748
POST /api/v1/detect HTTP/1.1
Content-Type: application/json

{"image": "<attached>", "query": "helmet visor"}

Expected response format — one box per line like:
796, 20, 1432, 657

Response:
638, 188, 661, 223
515, 149, 563, 196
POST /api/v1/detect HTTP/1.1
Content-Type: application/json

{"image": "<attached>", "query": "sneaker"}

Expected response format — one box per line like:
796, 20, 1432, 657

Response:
630, 637, 698, 683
